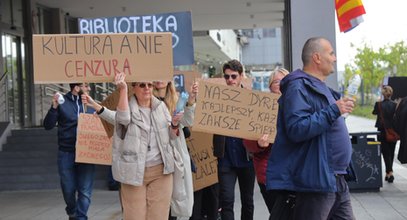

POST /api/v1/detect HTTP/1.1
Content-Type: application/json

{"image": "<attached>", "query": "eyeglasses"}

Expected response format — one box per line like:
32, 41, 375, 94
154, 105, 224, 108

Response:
270, 80, 281, 85
223, 74, 239, 80
132, 82, 153, 88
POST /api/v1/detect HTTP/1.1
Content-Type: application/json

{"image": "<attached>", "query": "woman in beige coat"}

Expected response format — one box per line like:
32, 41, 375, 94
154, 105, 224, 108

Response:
84, 73, 183, 220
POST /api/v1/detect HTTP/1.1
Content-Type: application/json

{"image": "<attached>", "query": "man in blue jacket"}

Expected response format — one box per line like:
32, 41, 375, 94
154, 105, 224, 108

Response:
44, 83, 95, 220
266, 37, 356, 219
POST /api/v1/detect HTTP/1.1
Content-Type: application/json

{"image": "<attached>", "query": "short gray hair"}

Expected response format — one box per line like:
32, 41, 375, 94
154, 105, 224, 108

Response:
301, 37, 325, 65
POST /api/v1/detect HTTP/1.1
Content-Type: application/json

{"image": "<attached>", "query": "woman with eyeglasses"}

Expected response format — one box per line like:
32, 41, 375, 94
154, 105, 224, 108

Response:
243, 67, 289, 219
83, 72, 183, 220
152, 80, 198, 219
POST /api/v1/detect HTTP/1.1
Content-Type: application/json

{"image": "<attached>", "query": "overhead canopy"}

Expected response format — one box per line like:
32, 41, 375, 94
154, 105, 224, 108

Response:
35, 0, 285, 30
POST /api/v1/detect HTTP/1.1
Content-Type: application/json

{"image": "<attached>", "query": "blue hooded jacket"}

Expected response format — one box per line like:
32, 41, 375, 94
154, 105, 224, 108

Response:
44, 91, 95, 152
266, 69, 352, 192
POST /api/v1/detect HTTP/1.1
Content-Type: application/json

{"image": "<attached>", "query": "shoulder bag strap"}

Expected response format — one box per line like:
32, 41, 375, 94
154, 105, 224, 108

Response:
377, 101, 387, 129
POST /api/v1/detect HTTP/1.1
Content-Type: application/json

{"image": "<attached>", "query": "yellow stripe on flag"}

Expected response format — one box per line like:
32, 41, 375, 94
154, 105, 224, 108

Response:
337, 0, 364, 17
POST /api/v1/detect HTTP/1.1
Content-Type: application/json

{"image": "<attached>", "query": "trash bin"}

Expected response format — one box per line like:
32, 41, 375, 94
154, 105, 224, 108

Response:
348, 132, 382, 192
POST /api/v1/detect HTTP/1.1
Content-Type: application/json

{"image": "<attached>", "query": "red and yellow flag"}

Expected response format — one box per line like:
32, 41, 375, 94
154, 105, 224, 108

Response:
335, 0, 366, 32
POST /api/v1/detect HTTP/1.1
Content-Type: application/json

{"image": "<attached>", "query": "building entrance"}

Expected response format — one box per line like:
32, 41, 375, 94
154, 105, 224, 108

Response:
1, 33, 29, 127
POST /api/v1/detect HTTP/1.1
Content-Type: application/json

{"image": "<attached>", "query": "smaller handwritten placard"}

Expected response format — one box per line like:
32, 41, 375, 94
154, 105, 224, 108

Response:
75, 113, 113, 165
186, 131, 218, 191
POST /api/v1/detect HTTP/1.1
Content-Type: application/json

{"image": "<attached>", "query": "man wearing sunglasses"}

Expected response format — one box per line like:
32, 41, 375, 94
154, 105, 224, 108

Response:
213, 60, 255, 220
44, 83, 96, 220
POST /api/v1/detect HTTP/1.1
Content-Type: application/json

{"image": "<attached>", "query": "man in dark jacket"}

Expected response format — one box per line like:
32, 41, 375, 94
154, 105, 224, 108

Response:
395, 96, 407, 164
213, 59, 255, 220
44, 83, 95, 220
266, 37, 356, 219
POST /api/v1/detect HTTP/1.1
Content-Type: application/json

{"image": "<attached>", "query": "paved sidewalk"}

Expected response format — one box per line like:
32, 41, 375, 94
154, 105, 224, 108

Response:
0, 116, 407, 219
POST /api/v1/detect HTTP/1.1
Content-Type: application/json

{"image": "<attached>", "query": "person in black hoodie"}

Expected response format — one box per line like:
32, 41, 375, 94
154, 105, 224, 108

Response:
44, 83, 95, 220
372, 85, 397, 183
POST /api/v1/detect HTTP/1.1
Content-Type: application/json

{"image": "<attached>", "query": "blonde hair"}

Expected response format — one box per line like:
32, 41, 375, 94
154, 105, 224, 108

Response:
268, 67, 289, 87
382, 85, 393, 100
153, 81, 178, 113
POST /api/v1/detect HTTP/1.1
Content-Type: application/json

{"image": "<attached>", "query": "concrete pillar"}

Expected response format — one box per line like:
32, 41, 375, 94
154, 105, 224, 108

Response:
289, 0, 338, 90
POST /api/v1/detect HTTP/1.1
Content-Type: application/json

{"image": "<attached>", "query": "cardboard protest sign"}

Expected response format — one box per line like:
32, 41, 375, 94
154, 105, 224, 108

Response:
193, 81, 280, 142
186, 131, 218, 191
33, 33, 173, 84
75, 113, 113, 165
79, 11, 194, 66
204, 77, 252, 90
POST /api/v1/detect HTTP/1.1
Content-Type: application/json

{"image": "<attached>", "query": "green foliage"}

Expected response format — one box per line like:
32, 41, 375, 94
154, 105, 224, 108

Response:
345, 41, 407, 106
353, 44, 386, 104
343, 64, 356, 86
351, 104, 376, 120
380, 41, 407, 77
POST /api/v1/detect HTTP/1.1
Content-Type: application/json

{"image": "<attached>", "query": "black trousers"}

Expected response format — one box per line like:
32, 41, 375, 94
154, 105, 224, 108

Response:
189, 183, 220, 220
258, 182, 277, 216
218, 166, 255, 220
381, 138, 397, 174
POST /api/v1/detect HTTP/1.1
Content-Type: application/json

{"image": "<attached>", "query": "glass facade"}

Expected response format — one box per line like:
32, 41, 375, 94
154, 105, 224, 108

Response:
2, 34, 25, 126
0, 0, 23, 28
0, 0, 29, 126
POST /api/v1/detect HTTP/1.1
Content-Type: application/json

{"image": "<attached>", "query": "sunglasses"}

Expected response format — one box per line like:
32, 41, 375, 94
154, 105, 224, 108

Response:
132, 82, 153, 88
223, 74, 239, 80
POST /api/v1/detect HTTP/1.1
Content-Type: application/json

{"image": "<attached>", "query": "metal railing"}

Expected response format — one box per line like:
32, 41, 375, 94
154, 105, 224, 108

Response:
0, 72, 8, 122
94, 83, 115, 101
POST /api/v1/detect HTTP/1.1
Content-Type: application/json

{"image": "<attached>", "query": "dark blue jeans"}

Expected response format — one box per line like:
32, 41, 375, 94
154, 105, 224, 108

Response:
58, 150, 95, 220
293, 175, 355, 220
218, 166, 255, 220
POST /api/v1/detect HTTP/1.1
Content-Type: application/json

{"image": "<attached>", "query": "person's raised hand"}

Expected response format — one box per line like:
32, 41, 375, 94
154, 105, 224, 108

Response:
336, 97, 355, 115
188, 82, 199, 104
257, 134, 270, 148
171, 111, 184, 127
81, 93, 95, 107
52, 93, 60, 109
114, 72, 127, 90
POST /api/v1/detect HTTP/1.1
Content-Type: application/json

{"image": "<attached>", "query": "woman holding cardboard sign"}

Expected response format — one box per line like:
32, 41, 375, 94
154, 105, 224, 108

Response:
83, 72, 184, 220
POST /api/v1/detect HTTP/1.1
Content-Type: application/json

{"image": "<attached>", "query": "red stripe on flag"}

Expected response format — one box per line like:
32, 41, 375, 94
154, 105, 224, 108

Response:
337, 4, 365, 32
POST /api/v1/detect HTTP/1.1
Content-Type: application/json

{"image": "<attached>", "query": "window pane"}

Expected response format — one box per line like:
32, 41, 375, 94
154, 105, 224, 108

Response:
12, 0, 24, 28
0, 0, 11, 24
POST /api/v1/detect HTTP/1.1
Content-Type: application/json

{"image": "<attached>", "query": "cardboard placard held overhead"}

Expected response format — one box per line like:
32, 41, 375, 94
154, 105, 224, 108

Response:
33, 33, 173, 84
75, 113, 113, 165
193, 81, 280, 142
185, 131, 218, 191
